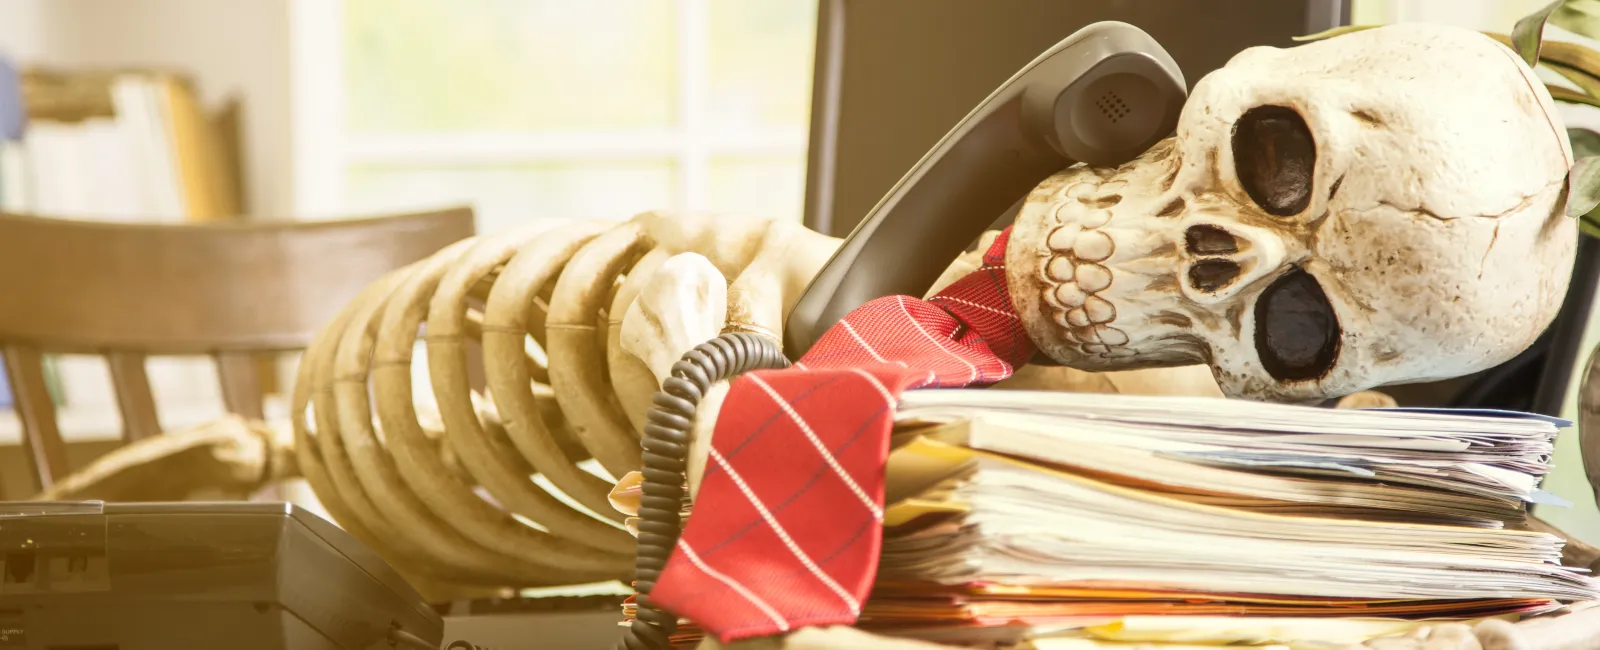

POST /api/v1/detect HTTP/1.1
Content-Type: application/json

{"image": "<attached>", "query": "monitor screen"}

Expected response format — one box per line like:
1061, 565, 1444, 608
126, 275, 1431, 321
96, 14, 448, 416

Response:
803, 0, 1348, 236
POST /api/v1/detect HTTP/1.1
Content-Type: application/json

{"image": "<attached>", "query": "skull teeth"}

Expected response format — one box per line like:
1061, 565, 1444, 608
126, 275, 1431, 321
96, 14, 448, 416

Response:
1040, 175, 1135, 360
1047, 223, 1081, 250
1084, 295, 1116, 323
1066, 308, 1092, 328
1047, 257, 1077, 283
1096, 325, 1130, 346
1078, 209, 1112, 228
1053, 280, 1086, 307
1075, 263, 1113, 292
1073, 326, 1102, 343
1073, 230, 1114, 262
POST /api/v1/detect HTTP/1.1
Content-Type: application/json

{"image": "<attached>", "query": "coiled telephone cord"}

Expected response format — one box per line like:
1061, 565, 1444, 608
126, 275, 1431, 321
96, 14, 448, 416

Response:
617, 332, 791, 650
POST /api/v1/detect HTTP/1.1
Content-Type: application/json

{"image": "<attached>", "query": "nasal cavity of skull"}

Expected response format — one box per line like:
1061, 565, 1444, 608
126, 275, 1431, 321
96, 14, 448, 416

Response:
1185, 225, 1243, 293
1189, 260, 1242, 293
1185, 225, 1238, 255
1254, 268, 1340, 382
1232, 105, 1316, 217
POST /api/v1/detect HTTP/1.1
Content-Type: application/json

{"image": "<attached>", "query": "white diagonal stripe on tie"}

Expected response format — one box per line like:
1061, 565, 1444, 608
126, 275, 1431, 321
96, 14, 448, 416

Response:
674, 540, 791, 632
848, 368, 896, 407
708, 448, 863, 613
929, 295, 1020, 319
839, 320, 887, 362
839, 318, 908, 368
746, 374, 884, 520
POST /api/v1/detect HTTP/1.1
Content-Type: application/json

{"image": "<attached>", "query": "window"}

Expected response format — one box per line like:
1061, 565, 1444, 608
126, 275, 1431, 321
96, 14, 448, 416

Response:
292, 0, 819, 234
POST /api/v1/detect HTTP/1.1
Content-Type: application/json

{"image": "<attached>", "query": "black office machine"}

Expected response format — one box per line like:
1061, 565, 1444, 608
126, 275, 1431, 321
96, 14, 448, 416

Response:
0, 501, 440, 650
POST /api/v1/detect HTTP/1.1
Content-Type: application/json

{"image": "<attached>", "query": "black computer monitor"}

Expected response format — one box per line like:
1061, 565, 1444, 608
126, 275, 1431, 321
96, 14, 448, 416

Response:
802, 0, 1349, 237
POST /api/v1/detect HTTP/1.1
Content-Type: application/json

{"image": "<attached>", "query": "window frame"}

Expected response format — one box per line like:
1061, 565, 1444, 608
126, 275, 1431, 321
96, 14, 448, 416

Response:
288, 0, 811, 223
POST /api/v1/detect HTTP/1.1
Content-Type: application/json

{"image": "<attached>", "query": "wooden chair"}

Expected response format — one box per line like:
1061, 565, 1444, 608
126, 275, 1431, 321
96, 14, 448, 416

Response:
0, 207, 476, 495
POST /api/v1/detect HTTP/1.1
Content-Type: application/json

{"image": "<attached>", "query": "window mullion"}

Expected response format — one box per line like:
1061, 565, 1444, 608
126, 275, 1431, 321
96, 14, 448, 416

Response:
291, 0, 348, 217
677, 0, 712, 212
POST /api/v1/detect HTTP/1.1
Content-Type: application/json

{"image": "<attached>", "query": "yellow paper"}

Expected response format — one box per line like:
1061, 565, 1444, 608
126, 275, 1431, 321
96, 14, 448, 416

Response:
883, 498, 968, 527
1085, 616, 1425, 646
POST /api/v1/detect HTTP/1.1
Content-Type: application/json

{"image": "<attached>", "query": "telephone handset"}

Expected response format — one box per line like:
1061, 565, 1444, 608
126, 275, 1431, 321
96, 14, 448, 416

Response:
784, 21, 1188, 357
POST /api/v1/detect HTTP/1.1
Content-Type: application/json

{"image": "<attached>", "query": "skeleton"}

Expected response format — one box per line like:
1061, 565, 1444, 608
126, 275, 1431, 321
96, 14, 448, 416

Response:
660, 23, 1590, 650
35, 21, 1600, 650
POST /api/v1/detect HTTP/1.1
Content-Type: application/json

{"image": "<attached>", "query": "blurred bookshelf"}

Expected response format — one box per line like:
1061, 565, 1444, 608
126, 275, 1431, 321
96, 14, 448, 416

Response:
1, 65, 244, 221
0, 56, 254, 444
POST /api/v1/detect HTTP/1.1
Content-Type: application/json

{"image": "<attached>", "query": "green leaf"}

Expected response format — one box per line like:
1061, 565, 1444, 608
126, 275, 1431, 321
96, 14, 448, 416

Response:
1549, 60, 1600, 99
1514, 0, 1569, 68
1548, 83, 1600, 108
1551, 0, 1600, 41
1292, 24, 1380, 42
1569, 156, 1600, 218
1571, 128, 1600, 158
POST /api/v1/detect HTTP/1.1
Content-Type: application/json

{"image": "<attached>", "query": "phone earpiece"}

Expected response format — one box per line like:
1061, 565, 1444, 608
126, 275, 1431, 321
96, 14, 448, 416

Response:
1030, 51, 1186, 166
786, 21, 1186, 357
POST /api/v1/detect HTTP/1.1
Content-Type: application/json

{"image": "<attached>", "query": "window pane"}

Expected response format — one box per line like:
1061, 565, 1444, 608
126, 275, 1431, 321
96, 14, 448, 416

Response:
345, 162, 678, 234
707, 0, 818, 130
706, 156, 805, 221
344, 0, 678, 133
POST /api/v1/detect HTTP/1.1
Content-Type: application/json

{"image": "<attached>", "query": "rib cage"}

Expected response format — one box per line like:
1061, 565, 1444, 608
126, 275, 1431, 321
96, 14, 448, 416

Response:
289, 213, 855, 589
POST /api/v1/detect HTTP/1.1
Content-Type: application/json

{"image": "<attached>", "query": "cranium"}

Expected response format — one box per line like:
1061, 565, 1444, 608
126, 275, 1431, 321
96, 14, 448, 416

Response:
1008, 23, 1578, 402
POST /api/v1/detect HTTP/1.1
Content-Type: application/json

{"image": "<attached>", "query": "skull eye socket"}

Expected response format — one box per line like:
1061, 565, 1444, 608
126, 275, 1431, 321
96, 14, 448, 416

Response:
1254, 268, 1339, 382
1231, 105, 1316, 216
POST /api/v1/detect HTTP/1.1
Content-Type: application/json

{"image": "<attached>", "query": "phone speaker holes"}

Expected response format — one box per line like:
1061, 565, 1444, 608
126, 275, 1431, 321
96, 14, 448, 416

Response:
1095, 91, 1131, 123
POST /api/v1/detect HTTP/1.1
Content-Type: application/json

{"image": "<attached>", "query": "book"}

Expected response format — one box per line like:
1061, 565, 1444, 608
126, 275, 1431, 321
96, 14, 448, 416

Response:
5, 67, 240, 223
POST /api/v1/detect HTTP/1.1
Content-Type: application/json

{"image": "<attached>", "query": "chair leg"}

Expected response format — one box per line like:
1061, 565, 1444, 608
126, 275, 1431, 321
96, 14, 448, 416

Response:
107, 352, 161, 443
215, 350, 265, 420
1, 345, 69, 494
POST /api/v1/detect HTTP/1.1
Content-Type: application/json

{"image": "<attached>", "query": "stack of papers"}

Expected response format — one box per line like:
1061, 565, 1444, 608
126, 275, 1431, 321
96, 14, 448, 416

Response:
856, 391, 1598, 646
893, 391, 1568, 526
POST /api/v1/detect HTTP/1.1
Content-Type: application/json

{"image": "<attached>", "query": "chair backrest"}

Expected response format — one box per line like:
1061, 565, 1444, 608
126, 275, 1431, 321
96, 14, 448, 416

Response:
0, 208, 476, 492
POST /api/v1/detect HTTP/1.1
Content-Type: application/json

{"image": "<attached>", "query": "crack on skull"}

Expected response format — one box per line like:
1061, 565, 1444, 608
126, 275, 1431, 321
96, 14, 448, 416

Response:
1479, 222, 1502, 280
1374, 177, 1561, 223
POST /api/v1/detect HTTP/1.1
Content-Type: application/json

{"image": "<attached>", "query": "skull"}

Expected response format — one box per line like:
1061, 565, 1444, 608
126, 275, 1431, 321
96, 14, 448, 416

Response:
1006, 23, 1578, 402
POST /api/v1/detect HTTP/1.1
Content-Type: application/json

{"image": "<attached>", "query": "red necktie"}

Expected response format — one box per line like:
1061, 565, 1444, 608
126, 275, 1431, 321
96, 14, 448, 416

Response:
651, 228, 1036, 642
